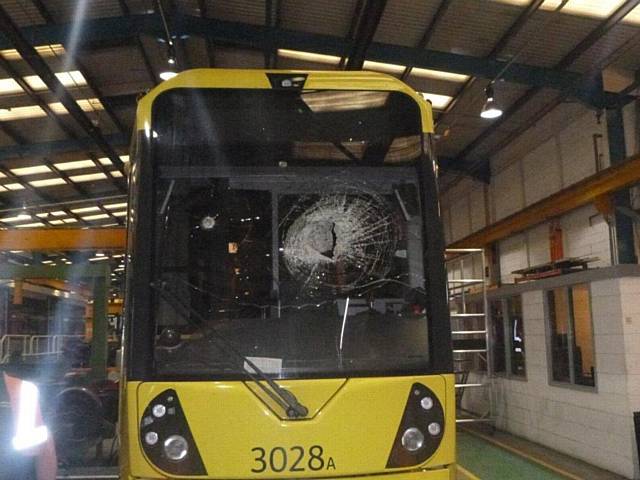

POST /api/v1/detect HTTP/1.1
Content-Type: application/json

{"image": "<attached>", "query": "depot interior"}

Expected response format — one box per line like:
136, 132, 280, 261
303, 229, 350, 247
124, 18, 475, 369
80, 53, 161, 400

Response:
0, 0, 639, 479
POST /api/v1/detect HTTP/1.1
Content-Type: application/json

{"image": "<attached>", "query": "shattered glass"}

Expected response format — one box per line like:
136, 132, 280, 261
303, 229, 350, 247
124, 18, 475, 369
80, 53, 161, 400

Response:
147, 88, 437, 379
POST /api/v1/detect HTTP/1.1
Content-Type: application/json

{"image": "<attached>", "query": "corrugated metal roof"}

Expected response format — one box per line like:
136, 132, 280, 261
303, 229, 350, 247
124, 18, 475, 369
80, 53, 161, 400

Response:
428, 0, 524, 57
373, 0, 441, 47
203, 0, 266, 25
279, 0, 357, 37
44, 0, 124, 22
0, 0, 637, 213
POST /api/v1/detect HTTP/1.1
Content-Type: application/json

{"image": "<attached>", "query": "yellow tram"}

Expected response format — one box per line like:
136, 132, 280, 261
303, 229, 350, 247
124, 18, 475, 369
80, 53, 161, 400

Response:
119, 69, 455, 479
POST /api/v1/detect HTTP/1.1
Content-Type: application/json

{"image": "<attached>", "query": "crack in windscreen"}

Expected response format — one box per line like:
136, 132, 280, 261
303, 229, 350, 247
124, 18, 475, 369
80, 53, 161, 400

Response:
282, 184, 399, 295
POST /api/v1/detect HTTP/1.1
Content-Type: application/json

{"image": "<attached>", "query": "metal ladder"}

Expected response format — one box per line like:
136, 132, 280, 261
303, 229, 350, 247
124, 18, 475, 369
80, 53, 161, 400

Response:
445, 248, 495, 425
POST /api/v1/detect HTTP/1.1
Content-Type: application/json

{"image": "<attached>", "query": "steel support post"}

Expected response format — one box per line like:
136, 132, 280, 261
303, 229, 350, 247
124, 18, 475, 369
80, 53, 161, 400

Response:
89, 273, 109, 381
606, 107, 638, 264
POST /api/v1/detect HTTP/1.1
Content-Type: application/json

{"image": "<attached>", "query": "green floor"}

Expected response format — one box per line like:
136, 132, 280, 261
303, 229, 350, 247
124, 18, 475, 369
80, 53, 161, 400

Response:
458, 432, 566, 479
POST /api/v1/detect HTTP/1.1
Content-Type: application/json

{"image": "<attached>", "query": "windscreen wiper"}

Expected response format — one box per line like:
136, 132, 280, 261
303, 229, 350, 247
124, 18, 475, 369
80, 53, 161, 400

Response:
150, 280, 308, 419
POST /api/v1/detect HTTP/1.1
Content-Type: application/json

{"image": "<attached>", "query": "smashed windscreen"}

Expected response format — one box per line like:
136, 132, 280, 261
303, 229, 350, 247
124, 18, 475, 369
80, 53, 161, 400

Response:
149, 88, 431, 379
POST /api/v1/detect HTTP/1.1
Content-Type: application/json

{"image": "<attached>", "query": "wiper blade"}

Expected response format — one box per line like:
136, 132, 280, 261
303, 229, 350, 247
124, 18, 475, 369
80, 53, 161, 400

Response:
150, 280, 308, 419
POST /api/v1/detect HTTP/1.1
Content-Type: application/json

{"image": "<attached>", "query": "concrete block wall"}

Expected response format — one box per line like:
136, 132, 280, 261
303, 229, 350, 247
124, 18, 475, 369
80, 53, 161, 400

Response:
462, 278, 640, 479
440, 106, 614, 283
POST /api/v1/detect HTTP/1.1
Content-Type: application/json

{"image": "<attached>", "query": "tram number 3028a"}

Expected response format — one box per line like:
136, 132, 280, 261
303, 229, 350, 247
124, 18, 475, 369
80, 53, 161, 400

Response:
251, 445, 336, 473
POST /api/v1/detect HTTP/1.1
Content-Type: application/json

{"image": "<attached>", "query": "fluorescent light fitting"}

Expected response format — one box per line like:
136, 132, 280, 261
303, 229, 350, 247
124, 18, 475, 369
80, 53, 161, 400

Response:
112, 211, 127, 217
3, 183, 24, 191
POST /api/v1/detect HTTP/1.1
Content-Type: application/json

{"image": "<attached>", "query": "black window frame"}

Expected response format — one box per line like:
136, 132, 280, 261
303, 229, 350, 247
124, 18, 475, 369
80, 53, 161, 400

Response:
489, 295, 526, 379
544, 283, 597, 390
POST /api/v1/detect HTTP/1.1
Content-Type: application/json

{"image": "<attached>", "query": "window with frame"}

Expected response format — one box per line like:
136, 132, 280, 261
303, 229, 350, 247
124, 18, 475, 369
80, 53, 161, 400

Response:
546, 283, 595, 388
489, 295, 526, 378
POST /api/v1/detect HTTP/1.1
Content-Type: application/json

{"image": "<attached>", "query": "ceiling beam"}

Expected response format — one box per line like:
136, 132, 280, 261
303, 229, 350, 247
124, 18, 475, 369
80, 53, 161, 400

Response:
345, 0, 387, 70
197, 0, 216, 67
339, 0, 365, 68
0, 5, 126, 175
455, 0, 640, 179
264, 0, 280, 68
0, 228, 126, 251
0, 13, 624, 107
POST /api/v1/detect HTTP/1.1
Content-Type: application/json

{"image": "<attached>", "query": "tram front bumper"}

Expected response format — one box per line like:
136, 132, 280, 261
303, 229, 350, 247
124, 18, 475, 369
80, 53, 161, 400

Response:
128, 464, 456, 480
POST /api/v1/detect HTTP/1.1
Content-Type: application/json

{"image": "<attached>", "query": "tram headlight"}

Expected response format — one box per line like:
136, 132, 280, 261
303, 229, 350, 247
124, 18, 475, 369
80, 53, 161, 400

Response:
428, 422, 442, 436
401, 427, 425, 452
164, 434, 189, 461
386, 383, 445, 469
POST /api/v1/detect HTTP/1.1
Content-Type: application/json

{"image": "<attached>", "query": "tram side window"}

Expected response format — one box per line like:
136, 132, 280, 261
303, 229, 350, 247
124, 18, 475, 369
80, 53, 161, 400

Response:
546, 284, 595, 388
490, 295, 526, 378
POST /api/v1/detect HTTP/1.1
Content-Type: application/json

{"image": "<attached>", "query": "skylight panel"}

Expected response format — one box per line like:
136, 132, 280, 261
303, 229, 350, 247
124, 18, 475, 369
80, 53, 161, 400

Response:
54, 160, 96, 171
362, 60, 404, 75
68, 172, 107, 183
23, 71, 87, 91
277, 49, 341, 65
1, 44, 65, 60
419, 92, 454, 110
82, 214, 109, 221
98, 155, 129, 165
411, 68, 469, 83
493, 1, 640, 25
0, 98, 103, 121
11, 165, 51, 176
71, 206, 100, 213
30, 178, 66, 187
104, 202, 127, 210
15, 222, 45, 228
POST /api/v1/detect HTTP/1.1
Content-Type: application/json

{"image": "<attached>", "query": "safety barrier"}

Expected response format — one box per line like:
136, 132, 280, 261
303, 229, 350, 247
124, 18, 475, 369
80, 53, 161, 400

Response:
0, 334, 84, 363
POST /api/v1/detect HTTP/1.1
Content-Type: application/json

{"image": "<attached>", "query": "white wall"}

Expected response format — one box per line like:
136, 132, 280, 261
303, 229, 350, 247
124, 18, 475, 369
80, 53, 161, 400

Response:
462, 277, 640, 479
440, 105, 616, 283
